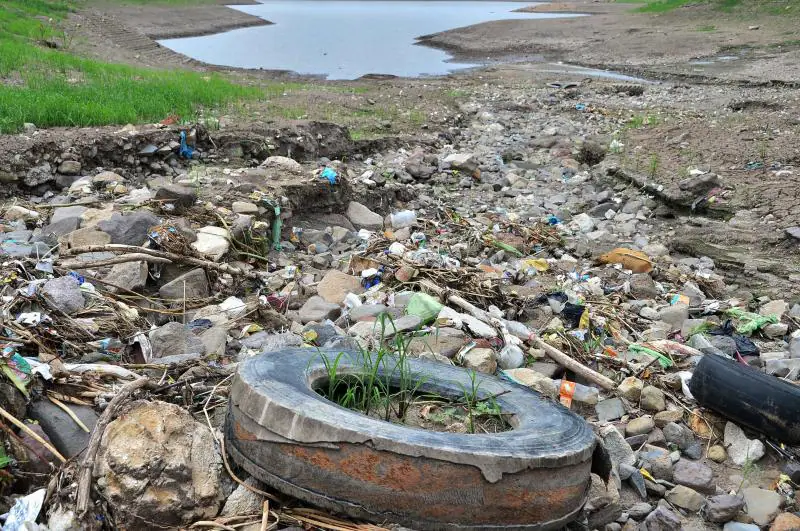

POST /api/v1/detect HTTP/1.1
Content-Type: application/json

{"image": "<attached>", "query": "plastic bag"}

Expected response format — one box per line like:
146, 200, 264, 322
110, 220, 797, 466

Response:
708, 319, 759, 356
405, 293, 443, 324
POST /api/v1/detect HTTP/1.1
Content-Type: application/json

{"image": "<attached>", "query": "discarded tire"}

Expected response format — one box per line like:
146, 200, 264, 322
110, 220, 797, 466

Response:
226, 348, 606, 530
689, 353, 800, 444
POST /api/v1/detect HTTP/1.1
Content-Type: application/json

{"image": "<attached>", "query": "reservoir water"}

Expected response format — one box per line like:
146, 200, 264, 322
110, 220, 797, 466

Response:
160, 1, 580, 79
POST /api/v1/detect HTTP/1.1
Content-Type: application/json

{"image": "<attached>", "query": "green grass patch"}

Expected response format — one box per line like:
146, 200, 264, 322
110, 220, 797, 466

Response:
0, 0, 263, 133
616, 0, 800, 14
696, 24, 717, 31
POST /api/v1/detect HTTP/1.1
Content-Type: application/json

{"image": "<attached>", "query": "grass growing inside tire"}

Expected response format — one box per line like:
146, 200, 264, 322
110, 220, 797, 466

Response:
313, 314, 512, 434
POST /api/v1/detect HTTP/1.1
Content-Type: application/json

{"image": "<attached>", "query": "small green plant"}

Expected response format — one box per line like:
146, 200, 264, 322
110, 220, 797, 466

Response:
696, 24, 716, 32
738, 457, 761, 491
648, 154, 660, 178
458, 370, 482, 434
757, 139, 769, 165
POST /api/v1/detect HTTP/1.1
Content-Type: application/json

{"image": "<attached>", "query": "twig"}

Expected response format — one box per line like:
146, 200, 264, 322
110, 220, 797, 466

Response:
0, 405, 66, 463
64, 244, 260, 279
76, 377, 150, 516
260, 500, 270, 531
204, 374, 233, 441
220, 436, 280, 502
61, 254, 171, 269
189, 522, 237, 531
534, 338, 617, 391
48, 396, 90, 433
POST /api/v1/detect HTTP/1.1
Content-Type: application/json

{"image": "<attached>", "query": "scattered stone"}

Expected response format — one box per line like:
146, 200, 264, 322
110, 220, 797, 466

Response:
346, 201, 383, 230
104, 261, 148, 293
300, 296, 341, 324
626, 416, 655, 436
461, 348, 497, 374
640, 385, 666, 412
630, 273, 658, 299
29, 400, 97, 459
617, 376, 643, 401
220, 478, 265, 517
702, 494, 744, 524
663, 422, 694, 450
149, 322, 206, 359
771, 513, 800, 531
742, 487, 782, 526
642, 507, 682, 531
597, 398, 626, 422
40, 275, 85, 315
317, 270, 364, 304
724, 422, 765, 466
98, 211, 160, 246
628, 502, 653, 520
665, 485, 705, 512
600, 425, 636, 468
154, 184, 197, 210
159, 269, 210, 300
232, 201, 259, 214
191, 226, 230, 261
672, 459, 715, 494
63, 227, 111, 248
57, 160, 81, 175
654, 410, 683, 428
724, 523, 759, 531
708, 445, 727, 463
94, 401, 225, 529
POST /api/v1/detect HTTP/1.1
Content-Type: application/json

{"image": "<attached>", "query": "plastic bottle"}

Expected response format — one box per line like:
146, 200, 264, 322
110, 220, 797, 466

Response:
389, 210, 417, 229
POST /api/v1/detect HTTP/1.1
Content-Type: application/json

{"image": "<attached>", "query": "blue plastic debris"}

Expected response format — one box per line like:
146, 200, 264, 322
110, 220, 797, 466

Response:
320, 167, 338, 184
179, 131, 194, 159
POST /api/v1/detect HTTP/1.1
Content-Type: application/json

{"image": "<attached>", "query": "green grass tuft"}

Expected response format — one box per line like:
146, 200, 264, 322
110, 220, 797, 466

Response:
0, 0, 263, 133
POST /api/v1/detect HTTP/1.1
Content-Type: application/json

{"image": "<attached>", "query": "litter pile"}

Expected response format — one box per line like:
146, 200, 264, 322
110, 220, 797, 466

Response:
0, 99, 798, 531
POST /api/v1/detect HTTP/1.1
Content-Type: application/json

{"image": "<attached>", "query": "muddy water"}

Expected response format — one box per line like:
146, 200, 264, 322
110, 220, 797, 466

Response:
159, 1, 581, 79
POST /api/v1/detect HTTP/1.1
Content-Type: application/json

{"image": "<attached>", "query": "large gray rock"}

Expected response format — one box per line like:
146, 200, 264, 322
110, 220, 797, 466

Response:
599, 425, 635, 469
50, 205, 87, 225
220, 478, 265, 517
149, 322, 206, 359
25, 163, 53, 187
702, 494, 744, 523
672, 459, 715, 494
98, 211, 160, 245
642, 507, 682, 530
104, 261, 148, 293
94, 401, 225, 529
630, 273, 658, 299
640, 385, 666, 412
57, 160, 81, 175
626, 416, 655, 436
617, 376, 643, 401
724, 422, 765, 466
666, 485, 704, 512
596, 398, 626, 422
317, 270, 363, 304
154, 184, 197, 210
346, 201, 383, 230
742, 487, 781, 526
159, 268, 210, 300
299, 296, 341, 324
461, 347, 497, 374
40, 275, 85, 315
662, 421, 694, 450
35, 216, 81, 245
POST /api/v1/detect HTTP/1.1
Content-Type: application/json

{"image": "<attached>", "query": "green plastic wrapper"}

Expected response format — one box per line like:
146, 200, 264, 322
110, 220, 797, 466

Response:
405, 293, 443, 324
726, 307, 778, 336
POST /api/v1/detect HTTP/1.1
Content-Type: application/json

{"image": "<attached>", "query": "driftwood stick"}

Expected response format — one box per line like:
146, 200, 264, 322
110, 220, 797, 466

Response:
60, 253, 171, 269
533, 338, 616, 391
417, 279, 616, 391
76, 377, 150, 515
63, 244, 260, 279
0, 405, 66, 463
